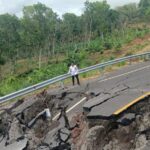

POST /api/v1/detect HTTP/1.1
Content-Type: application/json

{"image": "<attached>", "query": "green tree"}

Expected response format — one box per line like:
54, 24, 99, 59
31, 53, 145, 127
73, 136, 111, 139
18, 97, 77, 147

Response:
21, 3, 57, 68
0, 14, 21, 73
116, 3, 139, 25
83, 1, 111, 40
62, 13, 81, 42
139, 0, 150, 20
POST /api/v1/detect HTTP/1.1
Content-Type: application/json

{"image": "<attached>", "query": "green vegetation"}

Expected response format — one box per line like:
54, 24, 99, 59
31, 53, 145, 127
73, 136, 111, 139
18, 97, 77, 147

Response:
0, 0, 150, 96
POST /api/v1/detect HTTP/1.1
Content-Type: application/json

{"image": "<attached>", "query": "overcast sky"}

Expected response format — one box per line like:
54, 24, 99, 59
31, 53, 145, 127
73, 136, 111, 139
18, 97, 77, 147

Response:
0, 0, 140, 17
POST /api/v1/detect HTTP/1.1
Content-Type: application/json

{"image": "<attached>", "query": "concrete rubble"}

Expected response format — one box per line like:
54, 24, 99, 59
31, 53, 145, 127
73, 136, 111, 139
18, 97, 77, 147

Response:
76, 97, 150, 150
0, 85, 90, 150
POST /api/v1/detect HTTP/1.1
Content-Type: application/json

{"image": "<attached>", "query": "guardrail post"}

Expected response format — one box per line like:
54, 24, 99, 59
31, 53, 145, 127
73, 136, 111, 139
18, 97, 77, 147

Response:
129, 59, 131, 65
146, 54, 149, 61
99, 66, 105, 76
142, 55, 145, 62
147, 54, 150, 61
148, 54, 150, 60
60, 81, 64, 89
143, 54, 149, 61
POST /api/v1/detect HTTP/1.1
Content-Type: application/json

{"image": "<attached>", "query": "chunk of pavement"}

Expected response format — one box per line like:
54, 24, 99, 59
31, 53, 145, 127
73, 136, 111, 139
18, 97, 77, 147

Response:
28, 109, 51, 128
87, 91, 142, 119
44, 127, 71, 149
12, 97, 38, 115
0, 138, 28, 150
83, 94, 111, 111
117, 113, 135, 126
87, 88, 103, 96
59, 127, 71, 143
56, 115, 67, 129
110, 84, 129, 94
44, 128, 59, 147
7, 118, 24, 145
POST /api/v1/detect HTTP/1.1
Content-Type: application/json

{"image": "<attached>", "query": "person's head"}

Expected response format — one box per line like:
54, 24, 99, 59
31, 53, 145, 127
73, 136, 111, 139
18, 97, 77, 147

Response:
71, 62, 74, 66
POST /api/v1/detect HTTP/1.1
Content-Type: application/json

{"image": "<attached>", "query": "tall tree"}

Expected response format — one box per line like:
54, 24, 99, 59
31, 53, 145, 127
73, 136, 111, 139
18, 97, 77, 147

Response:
22, 3, 57, 68
83, 1, 111, 40
139, 0, 150, 20
0, 14, 21, 73
116, 3, 139, 25
62, 13, 81, 42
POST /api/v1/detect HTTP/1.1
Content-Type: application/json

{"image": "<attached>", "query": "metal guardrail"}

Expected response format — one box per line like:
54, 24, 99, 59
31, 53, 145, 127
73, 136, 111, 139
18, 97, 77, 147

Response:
0, 52, 150, 104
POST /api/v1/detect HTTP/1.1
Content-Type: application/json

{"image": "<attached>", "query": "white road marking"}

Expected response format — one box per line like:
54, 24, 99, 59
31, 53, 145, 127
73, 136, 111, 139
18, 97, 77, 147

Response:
99, 64, 150, 83
52, 113, 60, 121
66, 97, 87, 113
53, 64, 150, 121
52, 97, 87, 120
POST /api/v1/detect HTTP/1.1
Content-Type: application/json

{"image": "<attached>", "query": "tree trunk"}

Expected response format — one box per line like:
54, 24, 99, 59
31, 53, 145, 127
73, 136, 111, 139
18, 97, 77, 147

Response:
38, 48, 42, 69
88, 18, 92, 45
0, 65, 2, 80
52, 37, 55, 57
100, 32, 104, 40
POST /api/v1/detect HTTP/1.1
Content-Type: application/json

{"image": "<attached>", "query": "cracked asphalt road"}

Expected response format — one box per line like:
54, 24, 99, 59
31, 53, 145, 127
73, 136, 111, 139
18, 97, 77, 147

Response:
64, 61, 150, 118
0, 61, 150, 150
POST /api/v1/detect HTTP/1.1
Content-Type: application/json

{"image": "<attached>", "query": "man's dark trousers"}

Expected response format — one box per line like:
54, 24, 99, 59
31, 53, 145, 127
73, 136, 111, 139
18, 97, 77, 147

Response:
72, 74, 80, 85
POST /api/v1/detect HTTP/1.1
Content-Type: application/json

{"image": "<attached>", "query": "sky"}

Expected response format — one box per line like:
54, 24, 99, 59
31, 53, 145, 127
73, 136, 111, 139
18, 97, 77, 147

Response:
0, 0, 140, 17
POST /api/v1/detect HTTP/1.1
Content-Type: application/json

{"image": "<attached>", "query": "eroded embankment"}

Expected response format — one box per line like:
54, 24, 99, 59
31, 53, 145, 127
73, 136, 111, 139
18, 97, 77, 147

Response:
0, 86, 150, 150
76, 96, 150, 150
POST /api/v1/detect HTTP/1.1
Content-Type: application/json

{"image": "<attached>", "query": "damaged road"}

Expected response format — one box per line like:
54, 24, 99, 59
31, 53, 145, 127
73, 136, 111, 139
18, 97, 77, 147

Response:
0, 61, 150, 150
0, 84, 90, 150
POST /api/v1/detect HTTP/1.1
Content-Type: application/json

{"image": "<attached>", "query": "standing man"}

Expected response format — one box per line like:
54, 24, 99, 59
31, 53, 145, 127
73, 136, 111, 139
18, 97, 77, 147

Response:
68, 63, 80, 85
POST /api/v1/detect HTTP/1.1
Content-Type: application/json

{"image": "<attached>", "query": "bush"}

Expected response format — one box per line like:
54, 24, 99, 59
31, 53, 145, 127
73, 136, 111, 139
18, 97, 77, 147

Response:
86, 39, 104, 52
114, 42, 122, 52
104, 40, 113, 50
65, 49, 88, 66
0, 56, 6, 65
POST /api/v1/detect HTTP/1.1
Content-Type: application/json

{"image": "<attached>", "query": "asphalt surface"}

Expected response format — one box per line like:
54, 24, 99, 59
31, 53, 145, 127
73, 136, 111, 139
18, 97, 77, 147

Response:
64, 61, 150, 119
0, 138, 28, 150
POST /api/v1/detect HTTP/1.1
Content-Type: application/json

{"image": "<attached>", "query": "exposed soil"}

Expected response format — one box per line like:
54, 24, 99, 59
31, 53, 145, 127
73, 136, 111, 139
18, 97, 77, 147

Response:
73, 97, 150, 150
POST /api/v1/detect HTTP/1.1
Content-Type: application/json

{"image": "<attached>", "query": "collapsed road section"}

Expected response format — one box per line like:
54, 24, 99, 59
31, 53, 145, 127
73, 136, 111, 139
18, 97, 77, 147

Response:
78, 93, 150, 150
0, 61, 150, 150
0, 85, 90, 150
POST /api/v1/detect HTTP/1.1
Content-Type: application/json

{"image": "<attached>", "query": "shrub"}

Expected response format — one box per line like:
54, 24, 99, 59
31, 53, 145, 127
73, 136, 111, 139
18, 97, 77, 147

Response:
103, 40, 113, 50
0, 56, 6, 65
114, 42, 122, 52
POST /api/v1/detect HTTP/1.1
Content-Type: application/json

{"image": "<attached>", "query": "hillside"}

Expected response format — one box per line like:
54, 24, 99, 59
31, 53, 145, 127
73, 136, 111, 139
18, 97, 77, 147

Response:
1, 0, 150, 96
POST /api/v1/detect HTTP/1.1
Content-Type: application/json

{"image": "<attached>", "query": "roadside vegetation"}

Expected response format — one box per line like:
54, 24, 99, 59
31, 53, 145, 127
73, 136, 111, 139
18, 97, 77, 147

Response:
0, 0, 150, 96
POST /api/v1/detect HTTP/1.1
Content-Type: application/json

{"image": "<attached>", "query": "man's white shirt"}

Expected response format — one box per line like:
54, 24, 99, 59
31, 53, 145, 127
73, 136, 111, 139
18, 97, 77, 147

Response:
68, 65, 78, 76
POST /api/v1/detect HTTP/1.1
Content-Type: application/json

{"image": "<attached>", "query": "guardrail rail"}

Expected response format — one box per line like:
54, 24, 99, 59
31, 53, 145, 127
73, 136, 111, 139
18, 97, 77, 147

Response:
0, 52, 150, 104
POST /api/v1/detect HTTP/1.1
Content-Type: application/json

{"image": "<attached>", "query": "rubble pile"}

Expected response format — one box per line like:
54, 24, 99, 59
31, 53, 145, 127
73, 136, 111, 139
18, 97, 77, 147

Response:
0, 88, 88, 150
74, 97, 150, 150
0, 81, 150, 150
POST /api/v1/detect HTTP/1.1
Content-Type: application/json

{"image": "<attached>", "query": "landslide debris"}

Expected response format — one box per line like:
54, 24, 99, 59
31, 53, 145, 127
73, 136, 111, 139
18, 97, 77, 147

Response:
74, 97, 150, 150
0, 83, 150, 150
0, 87, 89, 150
